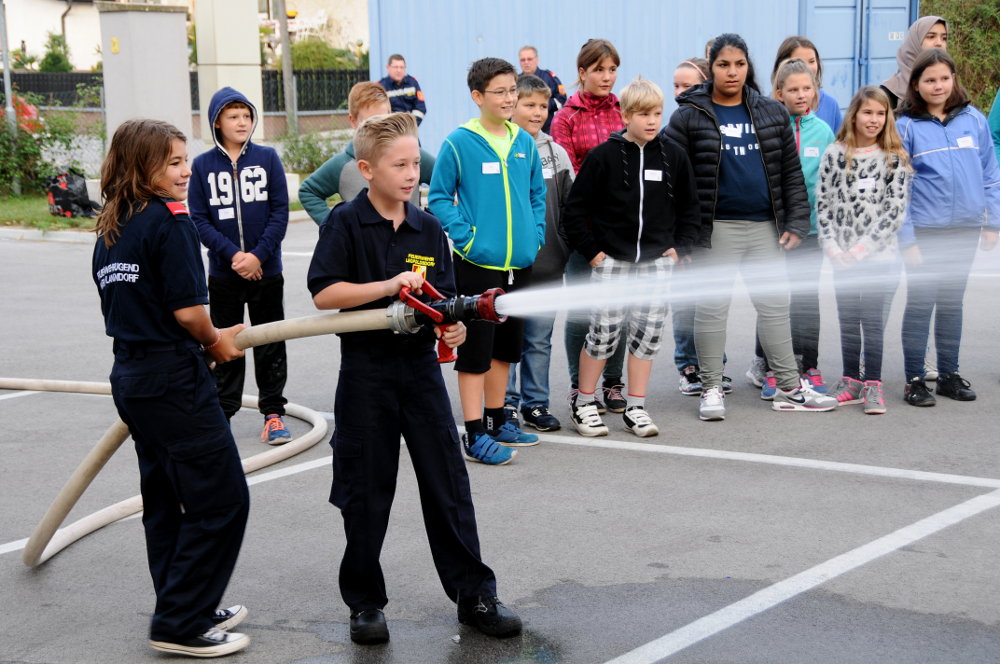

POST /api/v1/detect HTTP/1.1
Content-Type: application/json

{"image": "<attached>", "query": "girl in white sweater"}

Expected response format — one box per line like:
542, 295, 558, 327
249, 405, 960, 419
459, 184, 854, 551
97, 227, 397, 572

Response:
815, 86, 911, 414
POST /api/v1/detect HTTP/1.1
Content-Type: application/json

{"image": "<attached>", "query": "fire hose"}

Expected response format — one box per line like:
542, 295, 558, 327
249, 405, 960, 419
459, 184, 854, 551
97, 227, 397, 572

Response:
8, 287, 506, 567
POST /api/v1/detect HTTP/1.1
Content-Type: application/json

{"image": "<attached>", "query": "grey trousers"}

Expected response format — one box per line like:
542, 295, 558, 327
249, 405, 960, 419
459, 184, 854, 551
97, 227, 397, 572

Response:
695, 219, 799, 391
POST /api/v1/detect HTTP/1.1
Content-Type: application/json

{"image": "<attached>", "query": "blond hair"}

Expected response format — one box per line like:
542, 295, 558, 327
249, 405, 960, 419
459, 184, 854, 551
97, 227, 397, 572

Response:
354, 112, 418, 164
838, 86, 910, 172
619, 77, 663, 115
771, 57, 819, 110
349, 81, 390, 118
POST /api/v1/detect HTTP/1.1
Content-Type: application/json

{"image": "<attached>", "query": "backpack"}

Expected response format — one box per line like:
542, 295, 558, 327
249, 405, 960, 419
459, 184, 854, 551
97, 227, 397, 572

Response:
46, 167, 99, 218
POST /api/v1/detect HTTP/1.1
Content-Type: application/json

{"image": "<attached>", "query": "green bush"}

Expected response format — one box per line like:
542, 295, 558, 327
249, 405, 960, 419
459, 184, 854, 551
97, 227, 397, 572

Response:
279, 37, 363, 70
39, 33, 72, 73
919, 1, 1000, 111
278, 131, 340, 174
0, 95, 83, 195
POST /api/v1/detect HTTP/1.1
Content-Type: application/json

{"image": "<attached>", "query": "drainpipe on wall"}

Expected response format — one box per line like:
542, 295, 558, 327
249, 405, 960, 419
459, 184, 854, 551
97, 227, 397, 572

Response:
61, 0, 73, 41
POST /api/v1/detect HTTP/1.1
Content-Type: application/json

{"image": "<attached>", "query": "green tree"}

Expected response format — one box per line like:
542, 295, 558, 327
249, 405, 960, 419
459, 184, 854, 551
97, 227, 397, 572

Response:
39, 33, 73, 73
919, 0, 1000, 111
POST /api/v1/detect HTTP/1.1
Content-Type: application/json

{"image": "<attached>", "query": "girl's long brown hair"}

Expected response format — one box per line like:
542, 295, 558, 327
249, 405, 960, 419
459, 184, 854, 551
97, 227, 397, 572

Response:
96, 119, 186, 248
837, 86, 909, 171
897, 48, 969, 119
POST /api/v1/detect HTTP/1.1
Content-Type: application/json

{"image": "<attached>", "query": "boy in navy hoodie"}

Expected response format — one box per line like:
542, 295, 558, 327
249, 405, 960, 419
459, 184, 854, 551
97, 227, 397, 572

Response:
189, 87, 292, 445
563, 78, 700, 438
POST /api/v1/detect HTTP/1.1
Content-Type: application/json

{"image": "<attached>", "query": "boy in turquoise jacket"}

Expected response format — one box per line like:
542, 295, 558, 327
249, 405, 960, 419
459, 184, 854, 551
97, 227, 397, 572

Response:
429, 57, 546, 465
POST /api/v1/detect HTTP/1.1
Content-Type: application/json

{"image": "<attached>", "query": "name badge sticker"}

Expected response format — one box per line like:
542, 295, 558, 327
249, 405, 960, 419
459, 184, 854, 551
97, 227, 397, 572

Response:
857, 177, 876, 190
803, 146, 820, 158
482, 162, 501, 175
957, 135, 974, 149
218, 207, 235, 220
542, 167, 554, 179
644, 169, 663, 181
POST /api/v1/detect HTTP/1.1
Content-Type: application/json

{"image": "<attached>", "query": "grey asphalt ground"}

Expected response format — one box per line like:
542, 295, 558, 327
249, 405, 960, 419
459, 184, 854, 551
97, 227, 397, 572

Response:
2, 216, 1000, 664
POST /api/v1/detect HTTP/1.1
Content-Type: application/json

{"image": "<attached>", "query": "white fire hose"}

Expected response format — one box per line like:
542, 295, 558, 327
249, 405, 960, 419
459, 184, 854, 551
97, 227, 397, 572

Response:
9, 292, 505, 567
7, 308, 404, 567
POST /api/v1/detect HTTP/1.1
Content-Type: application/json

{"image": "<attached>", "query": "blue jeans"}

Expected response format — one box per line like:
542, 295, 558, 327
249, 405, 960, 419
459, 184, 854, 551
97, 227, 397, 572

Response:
506, 313, 557, 409
901, 226, 980, 381
564, 251, 625, 387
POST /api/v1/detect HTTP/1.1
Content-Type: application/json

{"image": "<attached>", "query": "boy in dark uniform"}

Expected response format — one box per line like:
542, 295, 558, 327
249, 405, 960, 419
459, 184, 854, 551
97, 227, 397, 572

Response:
307, 112, 522, 645
93, 119, 250, 658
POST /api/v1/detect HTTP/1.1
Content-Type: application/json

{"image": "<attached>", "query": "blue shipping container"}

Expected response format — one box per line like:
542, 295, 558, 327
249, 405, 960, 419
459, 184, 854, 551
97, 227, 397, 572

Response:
369, 0, 918, 157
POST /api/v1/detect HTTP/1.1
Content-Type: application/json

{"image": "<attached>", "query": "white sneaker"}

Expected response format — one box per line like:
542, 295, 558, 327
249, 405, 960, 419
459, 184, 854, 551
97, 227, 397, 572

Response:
745, 357, 766, 387
924, 357, 939, 382
150, 628, 250, 658
571, 400, 608, 437
772, 379, 838, 412
623, 406, 659, 437
699, 386, 725, 421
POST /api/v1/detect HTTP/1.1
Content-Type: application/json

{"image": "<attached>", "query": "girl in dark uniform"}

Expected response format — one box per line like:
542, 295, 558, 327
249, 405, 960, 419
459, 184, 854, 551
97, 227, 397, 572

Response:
92, 119, 251, 659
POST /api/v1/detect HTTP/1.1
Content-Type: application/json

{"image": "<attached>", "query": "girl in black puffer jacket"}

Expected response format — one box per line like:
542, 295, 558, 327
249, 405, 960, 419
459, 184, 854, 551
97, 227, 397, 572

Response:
663, 33, 836, 421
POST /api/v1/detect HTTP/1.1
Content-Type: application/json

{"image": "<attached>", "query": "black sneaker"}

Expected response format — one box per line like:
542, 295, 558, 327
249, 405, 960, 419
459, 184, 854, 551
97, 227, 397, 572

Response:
503, 405, 520, 425
904, 377, 936, 407
457, 595, 522, 637
521, 405, 561, 431
936, 372, 976, 401
350, 608, 389, 645
211, 604, 247, 632
603, 383, 627, 413
149, 628, 250, 657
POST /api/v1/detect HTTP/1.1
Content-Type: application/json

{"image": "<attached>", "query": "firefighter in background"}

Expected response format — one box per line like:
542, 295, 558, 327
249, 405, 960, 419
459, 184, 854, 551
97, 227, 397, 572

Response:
378, 54, 427, 125
518, 45, 567, 134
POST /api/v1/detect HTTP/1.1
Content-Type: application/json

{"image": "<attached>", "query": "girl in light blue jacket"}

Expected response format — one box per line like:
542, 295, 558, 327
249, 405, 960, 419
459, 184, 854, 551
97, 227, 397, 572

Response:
896, 49, 1000, 406
749, 58, 836, 398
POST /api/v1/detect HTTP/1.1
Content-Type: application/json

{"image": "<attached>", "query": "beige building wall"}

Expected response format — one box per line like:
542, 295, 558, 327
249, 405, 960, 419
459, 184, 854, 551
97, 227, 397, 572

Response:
4, 0, 103, 71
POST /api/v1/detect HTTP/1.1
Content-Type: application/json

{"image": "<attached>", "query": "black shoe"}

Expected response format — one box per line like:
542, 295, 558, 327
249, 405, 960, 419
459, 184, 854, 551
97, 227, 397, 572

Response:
603, 383, 627, 413
350, 609, 389, 645
211, 604, 247, 631
521, 405, 561, 431
936, 372, 976, 401
150, 628, 250, 657
458, 596, 522, 637
503, 405, 520, 425
904, 377, 936, 407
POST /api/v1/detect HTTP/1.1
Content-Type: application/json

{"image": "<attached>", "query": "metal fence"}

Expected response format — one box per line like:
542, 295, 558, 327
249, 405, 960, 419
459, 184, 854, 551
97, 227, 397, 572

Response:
7, 69, 369, 112
6, 72, 104, 107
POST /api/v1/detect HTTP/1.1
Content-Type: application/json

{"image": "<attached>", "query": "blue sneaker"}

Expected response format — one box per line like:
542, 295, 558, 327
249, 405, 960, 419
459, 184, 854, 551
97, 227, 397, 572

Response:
491, 420, 539, 447
760, 371, 778, 400
463, 432, 516, 465
261, 414, 292, 445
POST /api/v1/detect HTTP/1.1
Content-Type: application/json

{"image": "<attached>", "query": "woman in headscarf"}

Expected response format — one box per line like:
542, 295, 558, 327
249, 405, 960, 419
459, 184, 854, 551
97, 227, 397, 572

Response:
880, 15, 948, 109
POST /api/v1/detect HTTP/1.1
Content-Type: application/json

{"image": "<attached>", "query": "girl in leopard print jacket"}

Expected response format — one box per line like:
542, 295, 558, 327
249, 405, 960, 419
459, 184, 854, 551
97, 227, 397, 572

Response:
816, 86, 911, 410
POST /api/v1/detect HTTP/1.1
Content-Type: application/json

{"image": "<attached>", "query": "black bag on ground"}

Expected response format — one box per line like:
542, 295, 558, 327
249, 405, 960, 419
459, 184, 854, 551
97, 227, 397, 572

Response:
46, 167, 100, 218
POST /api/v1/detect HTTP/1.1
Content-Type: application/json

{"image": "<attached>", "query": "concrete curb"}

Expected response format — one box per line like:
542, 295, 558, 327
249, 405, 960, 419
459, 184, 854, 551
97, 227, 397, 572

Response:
0, 227, 95, 244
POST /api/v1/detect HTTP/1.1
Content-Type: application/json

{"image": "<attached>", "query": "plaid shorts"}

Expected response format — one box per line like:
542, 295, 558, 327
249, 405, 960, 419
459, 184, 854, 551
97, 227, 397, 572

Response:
584, 255, 672, 361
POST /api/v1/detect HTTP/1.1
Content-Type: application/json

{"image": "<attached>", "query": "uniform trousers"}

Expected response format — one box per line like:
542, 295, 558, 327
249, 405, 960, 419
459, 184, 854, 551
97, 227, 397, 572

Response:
110, 342, 249, 641
331, 344, 497, 610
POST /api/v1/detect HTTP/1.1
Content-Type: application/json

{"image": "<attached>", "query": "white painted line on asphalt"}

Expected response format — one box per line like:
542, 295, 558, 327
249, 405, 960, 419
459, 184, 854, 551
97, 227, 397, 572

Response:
0, 390, 37, 401
603, 488, 1000, 664
0, 538, 29, 555
245, 456, 330, 486
0, 455, 334, 556
536, 433, 1000, 489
